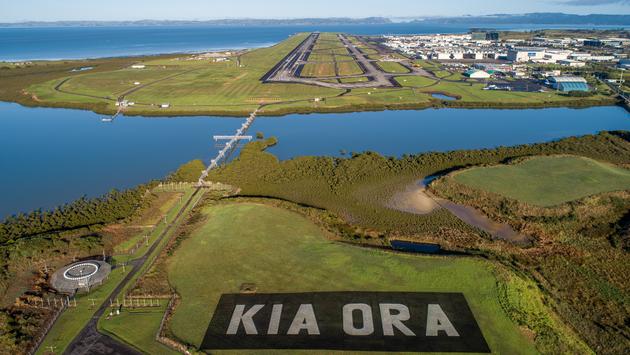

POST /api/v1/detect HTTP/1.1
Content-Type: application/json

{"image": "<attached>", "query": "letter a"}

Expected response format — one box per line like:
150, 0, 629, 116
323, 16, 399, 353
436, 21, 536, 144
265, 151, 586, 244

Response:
287, 304, 320, 335
426, 304, 459, 337
380, 303, 415, 336
227, 304, 264, 335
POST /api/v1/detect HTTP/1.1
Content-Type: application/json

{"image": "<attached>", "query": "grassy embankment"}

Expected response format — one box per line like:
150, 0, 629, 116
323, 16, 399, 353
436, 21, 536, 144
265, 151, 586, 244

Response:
0, 32, 617, 117
93, 187, 208, 354
429, 156, 630, 355
200, 132, 630, 354
452, 155, 630, 206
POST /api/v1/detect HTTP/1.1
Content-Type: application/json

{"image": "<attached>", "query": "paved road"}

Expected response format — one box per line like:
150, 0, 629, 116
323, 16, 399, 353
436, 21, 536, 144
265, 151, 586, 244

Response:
263, 32, 438, 90
62, 189, 202, 355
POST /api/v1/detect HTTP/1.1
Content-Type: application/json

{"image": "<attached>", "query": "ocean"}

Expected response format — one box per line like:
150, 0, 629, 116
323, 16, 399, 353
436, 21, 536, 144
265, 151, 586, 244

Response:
0, 23, 625, 61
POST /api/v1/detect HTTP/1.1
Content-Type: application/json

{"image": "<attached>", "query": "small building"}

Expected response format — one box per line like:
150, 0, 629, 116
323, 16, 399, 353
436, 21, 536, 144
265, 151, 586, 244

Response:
583, 39, 603, 47
50, 260, 111, 294
543, 50, 571, 62
548, 76, 589, 92
618, 59, 630, 69
558, 59, 586, 68
464, 69, 491, 79
131, 64, 146, 69
534, 70, 561, 77
160, 103, 171, 108
588, 55, 616, 62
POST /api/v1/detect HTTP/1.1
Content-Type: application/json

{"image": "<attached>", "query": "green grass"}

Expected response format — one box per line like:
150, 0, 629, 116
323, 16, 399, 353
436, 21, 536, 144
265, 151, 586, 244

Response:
28, 33, 343, 114
434, 70, 453, 78
99, 304, 179, 355
375, 61, 410, 74
306, 53, 335, 62
114, 189, 194, 260
19, 32, 616, 116
36, 267, 130, 354
339, 76, 369, 83
166, 203, 537, 354
337, 61, 363, 76
453, 155, 630, 206
413, 60, 441, 71
300, 62, 337, 77
395, 76, 437, 87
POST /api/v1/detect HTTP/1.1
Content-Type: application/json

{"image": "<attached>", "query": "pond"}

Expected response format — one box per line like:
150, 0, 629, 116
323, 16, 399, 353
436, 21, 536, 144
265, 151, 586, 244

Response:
431, 93, 458, 101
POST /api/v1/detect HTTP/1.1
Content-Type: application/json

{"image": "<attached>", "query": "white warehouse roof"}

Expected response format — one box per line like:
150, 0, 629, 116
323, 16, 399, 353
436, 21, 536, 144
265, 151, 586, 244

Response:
549, 76, 587, 83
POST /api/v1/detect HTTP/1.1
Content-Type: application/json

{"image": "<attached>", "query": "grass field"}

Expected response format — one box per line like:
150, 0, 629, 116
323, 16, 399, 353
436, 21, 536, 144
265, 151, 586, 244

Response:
376, 61, 410, 74
336, 61, 364, 76
300, 62, 337, 77
166, 203, 538, 354
12, 32, 615, 116
99, 304, 179, 355
395, 76, 438, 87
453, 155, 630, 206
339, 76, 369, 83
306, 52, 335, 62
28, 33, 343, 114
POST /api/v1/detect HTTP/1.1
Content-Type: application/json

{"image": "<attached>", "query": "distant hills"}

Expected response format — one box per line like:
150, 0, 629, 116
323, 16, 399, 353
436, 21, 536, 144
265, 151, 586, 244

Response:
420, 13, 630, 26
1, 13, 629, 27
0, 17, 392, 27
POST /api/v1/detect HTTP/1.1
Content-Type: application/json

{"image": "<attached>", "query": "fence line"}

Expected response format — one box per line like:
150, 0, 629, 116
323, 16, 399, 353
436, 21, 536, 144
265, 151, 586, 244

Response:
29, 301, 67, 355
155, 294, 190, 354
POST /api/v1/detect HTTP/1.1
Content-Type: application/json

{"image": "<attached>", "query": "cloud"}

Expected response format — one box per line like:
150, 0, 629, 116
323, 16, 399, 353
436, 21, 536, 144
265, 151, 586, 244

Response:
562, 0, 629, 6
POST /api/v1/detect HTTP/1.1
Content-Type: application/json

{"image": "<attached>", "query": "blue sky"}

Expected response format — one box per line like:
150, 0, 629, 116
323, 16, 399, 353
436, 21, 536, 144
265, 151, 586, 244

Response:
2, 0, 629, 22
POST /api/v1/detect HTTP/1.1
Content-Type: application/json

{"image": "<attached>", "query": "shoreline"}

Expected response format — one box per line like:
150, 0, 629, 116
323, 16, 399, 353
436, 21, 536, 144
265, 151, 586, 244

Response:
4, 96, 622, 119
0, 45, 270, 63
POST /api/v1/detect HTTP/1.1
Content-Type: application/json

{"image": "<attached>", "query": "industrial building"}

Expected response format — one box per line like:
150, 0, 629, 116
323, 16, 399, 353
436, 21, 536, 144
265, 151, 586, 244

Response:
507, 48, 546, 62
558, 59, 586, 67
548, 76, 589, 92
464, 69, 491, 79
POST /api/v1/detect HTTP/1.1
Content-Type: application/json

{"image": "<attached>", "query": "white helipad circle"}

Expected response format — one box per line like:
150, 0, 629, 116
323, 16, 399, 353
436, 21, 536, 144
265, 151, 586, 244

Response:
63, 262, 99, 280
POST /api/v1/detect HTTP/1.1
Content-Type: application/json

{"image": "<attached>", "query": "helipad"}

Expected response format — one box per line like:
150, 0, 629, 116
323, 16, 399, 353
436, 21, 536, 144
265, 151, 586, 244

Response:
50, 260, 111, 294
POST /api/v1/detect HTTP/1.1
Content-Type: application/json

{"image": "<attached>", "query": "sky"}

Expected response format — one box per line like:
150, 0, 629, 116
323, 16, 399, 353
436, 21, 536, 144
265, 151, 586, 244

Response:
1, 0, 629, 22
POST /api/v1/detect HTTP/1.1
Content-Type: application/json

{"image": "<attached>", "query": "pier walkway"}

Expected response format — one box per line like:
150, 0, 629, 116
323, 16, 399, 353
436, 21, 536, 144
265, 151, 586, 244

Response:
198, 108, 259, 184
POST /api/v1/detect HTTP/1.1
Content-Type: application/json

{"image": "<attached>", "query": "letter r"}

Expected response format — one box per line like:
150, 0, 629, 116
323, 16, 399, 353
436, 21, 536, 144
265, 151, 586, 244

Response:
379, 303, 416, 336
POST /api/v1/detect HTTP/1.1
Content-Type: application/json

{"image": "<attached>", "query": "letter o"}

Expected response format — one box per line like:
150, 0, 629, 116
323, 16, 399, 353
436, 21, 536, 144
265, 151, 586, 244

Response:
343, 303, 374, 336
